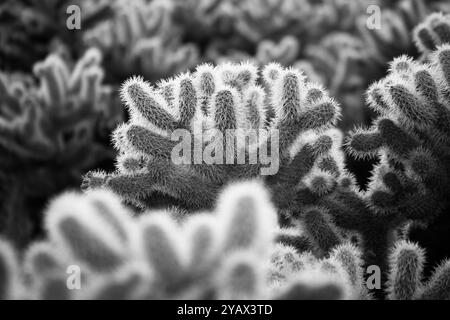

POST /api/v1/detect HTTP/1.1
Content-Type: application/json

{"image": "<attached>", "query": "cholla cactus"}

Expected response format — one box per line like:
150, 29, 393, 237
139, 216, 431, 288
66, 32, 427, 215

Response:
346, 43, 450, 272
303, 33, 375, 130
83, 62, 342, 213
0, 48, 122, 246
414, 12, 450, 56
0, 0, 71, 70
271, 239, 450, 300
0, 182, 355, 300
386, 240, 450, 300
0, 0, 112, 71
83, 0, 199, 82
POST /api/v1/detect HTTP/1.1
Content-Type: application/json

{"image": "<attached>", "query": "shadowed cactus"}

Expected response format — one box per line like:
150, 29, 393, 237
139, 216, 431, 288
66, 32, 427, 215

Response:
414, 12, 450, 55
345, 37, 450, 278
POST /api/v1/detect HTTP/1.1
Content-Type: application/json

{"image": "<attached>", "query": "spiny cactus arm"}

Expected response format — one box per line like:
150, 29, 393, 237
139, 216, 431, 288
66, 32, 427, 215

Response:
45, 190, 135, 273
386, 241, 425, 300
432, 44, 450, 102
0, 239, 20, 300
419, 259, 450, 300
329, 243, 367, 298
267, 137, 331, 207
347, 118, 420, 160
267, 67, 341, 151
119, 74, 231, 183
267, 129, 338, 209
317, 188, 398, 271
83, 163, 221, 210
292, 206, 342, 257
414, 13, 450, 54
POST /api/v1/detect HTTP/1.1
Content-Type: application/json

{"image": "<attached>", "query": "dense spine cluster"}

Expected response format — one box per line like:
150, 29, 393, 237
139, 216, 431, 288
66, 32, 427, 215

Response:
82, 62, 341, 211
414, 12, 450, 55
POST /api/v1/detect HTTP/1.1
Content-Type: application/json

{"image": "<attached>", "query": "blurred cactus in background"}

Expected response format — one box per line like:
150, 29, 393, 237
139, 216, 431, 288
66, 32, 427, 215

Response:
0, 183, 357, 300
0, 48, 123, 246
0, 0, 113, 71
414, 12, 450, 57
1, 183, 448, 300
82, 0, 199, 83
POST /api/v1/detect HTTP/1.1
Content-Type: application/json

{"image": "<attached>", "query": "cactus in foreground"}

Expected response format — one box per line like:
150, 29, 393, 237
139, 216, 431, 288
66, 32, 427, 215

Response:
387, 240, 450, 300
0, 182, 356, 300
83, 61, 342, 213
0, 48, 122, 246
1, 185, 448, 300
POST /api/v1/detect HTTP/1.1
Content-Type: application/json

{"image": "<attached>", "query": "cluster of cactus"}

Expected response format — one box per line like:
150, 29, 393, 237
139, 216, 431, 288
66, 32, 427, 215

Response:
81, 14, 450, 294
2, 1, 450, 301
0, 48, 122, 246
82, 0, 199, 82
4, 0, 445, 132
76, 60, 377, 278
0, 182, 362, 300
0, 0, 112, 71
1, 182, 448, 300
82, 61, 343, 212
414, 12, 450, 57
345, 27, 450, 271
